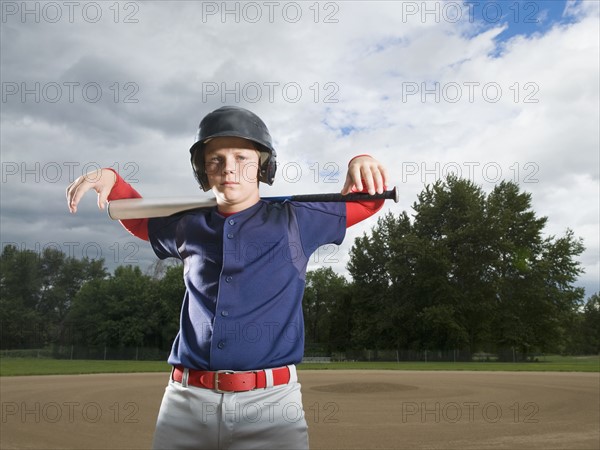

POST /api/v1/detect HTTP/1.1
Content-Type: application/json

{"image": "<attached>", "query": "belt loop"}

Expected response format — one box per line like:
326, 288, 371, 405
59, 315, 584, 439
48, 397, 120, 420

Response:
264, 368, 274, 388
287, 364, 297, 383
181, 368, 189, 387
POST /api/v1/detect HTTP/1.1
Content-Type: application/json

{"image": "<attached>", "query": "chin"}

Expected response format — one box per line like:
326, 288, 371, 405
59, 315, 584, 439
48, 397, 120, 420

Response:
212, 183, 258, 202
216, 189, 244, 202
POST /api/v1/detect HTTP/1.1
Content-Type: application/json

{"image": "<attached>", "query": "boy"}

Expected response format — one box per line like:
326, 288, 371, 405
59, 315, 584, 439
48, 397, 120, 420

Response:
67, 106, 388, 449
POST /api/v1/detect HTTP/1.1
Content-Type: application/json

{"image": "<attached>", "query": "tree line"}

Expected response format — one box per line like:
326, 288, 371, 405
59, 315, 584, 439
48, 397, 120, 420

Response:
305, 176, 597, 359
1, 176, 598, 359
0, 245, 183, 354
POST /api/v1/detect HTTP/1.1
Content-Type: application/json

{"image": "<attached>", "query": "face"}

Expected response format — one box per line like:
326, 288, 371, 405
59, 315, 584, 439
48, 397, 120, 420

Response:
203, 137, 262, 213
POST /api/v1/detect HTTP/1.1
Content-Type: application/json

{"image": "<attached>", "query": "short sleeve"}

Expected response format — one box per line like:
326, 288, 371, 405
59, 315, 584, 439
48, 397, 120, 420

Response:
148, 215, 183, 260
291, 202, 346, 256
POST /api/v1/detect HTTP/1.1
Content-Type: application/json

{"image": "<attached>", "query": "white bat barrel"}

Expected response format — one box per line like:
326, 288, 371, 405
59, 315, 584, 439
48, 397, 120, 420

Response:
107, 197, 217, 220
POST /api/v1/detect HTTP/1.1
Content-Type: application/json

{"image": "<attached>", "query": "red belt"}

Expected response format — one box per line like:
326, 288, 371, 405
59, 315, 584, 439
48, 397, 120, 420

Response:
172, 366, 291, 393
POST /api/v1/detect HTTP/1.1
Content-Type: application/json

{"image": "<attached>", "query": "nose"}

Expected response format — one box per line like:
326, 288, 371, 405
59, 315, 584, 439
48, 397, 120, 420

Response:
222, 155, 236, 173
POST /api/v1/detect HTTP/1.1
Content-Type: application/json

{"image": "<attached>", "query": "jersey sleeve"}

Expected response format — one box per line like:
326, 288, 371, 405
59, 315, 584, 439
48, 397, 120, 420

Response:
147, 215, 184, 260
105, 169, 149, 241
292, 202, 347, 257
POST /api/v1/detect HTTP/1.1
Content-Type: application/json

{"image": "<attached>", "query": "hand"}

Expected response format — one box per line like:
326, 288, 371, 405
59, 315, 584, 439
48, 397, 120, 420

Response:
66, 168, 117, 213
341, 155, 388, 196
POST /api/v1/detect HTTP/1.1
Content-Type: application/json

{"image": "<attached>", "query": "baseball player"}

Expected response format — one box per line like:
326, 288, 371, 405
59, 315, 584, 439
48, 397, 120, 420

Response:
66, 106, 389, 449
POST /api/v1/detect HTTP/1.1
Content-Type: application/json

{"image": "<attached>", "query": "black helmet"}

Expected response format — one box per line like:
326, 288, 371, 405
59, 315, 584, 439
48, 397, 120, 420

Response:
189, 106, 277, 191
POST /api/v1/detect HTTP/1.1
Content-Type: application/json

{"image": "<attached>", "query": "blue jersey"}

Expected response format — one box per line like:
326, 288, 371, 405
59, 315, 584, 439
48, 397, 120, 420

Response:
148, 200, 346, 371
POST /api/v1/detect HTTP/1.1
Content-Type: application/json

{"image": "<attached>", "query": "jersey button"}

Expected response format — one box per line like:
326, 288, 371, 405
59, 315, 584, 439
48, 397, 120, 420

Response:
217, 341, 225, 349
225, 276, 232, 283
228, 219, 235, 226
221, 310, 229, 317
227, 233, 234, 239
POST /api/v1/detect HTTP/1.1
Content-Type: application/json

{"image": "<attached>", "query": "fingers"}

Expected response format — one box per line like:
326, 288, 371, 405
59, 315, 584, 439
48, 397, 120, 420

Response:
372, 163, 388, 193
341, 163, 363, 195
66, 169, 115, 213
343, 156, 388, 196
67, 176, 92, 213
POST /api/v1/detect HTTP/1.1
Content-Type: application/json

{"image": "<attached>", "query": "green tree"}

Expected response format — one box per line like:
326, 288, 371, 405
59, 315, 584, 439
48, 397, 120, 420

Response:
38, 248, 107, 346
580, 293, 600, 354
563, 292, 599, 355
303, 267, 348, 352
67, 265, 156, 348
527, 230, 585, 353
0, 245, 43, 348
66, 262, 185, 352
485, 181, 549, 358
0, 245, 106, 349
348, 212, 418, 351
150, 263, 185, 350
411, 176, 494, 352
345, 175, 586, 359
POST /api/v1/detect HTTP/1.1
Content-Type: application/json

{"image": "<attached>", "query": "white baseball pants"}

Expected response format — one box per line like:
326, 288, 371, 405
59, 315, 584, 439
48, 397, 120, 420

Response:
151, 367, 309, 450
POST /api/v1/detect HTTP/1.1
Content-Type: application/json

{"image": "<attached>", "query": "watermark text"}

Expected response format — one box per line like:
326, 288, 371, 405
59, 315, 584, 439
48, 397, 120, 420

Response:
2, 82, 139, 104
2, 241, 140, 264
2, 162, 139, 184
201, 81, 339, 104
1, 1, 140, 24
2, 401, 139, 424
401, 161, 540, 184
401, 82, 539, 104
401, 401, 540, 424
200, 1, 339, 24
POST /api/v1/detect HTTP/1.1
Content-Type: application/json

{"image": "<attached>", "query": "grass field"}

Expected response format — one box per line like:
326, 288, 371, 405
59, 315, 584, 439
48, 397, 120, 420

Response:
1, 355, 598, 376
300, 355, 600, 372
0, 358, 172, 377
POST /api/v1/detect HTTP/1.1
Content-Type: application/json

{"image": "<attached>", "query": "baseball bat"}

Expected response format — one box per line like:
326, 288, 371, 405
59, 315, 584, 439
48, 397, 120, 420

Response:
107, 186, 399, 220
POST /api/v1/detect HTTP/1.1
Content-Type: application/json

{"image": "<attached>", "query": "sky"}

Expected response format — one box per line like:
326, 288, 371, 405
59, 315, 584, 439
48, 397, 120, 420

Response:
1, 0, 598, 299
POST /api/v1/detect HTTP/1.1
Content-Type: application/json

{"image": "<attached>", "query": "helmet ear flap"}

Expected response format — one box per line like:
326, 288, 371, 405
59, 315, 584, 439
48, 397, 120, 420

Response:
190, 146, 211, 192
259, 149, 277, 185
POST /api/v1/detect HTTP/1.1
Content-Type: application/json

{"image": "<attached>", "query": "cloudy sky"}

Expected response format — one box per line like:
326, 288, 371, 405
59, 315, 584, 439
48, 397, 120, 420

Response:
1, 0, 598, 298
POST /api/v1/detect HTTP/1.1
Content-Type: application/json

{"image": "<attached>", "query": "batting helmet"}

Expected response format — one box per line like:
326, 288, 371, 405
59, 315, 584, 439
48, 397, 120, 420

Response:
189, 106, 277, 191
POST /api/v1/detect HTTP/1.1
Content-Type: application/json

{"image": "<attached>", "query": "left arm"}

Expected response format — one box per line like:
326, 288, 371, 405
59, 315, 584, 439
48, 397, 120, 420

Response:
342, 155, 389, 228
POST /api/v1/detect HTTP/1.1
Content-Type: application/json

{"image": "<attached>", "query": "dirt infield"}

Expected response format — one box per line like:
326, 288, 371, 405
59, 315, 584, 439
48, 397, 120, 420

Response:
1, 370, 598, 449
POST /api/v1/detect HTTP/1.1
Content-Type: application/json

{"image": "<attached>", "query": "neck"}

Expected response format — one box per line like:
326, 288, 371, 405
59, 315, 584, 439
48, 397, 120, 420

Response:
216, 193, 260, 215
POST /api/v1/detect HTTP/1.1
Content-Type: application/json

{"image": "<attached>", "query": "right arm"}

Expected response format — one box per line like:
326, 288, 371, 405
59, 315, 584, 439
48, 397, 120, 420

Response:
66, 168, 149, 241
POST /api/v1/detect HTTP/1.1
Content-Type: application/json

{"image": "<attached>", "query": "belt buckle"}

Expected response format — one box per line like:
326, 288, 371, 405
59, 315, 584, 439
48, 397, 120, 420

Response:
214, 370, 235, 393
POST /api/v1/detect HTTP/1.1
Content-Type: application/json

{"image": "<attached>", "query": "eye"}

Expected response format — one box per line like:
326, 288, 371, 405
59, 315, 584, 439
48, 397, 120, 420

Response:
204, 156, 222, 173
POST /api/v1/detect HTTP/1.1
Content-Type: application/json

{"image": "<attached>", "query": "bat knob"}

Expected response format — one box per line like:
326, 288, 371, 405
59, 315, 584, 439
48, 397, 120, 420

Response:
391, 186, 400, 203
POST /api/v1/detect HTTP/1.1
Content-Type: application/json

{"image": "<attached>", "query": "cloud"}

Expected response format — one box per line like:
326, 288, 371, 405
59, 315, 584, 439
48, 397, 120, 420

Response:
1, 1, 598, 297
